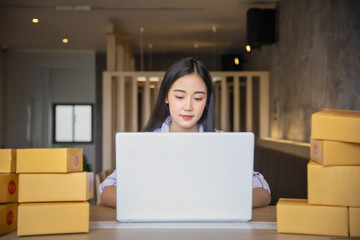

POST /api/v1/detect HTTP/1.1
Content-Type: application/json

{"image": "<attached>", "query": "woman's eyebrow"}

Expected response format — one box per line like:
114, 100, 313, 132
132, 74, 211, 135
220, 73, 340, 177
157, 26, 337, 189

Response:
173, 89, 206, 95
173, 89, 186, 93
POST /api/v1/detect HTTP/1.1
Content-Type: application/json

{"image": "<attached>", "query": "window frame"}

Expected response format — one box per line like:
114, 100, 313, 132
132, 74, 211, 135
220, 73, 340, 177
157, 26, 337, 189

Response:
52, 103, 94, 144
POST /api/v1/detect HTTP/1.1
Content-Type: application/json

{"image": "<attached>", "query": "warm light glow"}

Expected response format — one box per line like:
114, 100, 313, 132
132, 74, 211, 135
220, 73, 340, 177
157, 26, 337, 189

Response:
32, 18, 39, 23
62, 38, 69, 44
246, 45, 251, 52
234, 57, 239, 65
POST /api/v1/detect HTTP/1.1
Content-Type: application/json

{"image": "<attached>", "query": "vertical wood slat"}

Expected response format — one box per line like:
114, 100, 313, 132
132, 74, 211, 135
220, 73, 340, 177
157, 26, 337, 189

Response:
215, 82, 221, 129
124, 47, 130, 70
246, 76, 253, 132
142, 77, 151, 127
259, 72, 270, 138
233, 76, 240, 132
116, 46, 124, 71
131, 76, 138, 132
117, 76, 125, 132
106, 35, 116, 71
102, 72, 114, 171
220, 75, 228, 131
129, 57, 135, 71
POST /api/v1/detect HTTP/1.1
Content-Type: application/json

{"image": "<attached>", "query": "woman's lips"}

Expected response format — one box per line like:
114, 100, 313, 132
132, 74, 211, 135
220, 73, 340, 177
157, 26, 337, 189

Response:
181, 115, 194, 120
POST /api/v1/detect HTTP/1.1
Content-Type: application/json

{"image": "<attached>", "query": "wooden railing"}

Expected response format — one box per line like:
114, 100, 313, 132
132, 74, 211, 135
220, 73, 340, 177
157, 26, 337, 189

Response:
102, 71, 270, 171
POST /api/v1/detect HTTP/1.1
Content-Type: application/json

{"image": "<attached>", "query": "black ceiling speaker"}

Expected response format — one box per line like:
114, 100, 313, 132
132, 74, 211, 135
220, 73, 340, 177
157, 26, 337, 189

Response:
246, 8, 276, 49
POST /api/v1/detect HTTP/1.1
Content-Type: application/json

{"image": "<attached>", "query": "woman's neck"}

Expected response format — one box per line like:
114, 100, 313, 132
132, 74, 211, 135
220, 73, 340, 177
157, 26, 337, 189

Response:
169, 122, 199, 132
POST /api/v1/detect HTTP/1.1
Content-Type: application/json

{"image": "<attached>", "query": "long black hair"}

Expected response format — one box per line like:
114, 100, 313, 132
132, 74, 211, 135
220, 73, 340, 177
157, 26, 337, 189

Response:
143, 57, 215, 132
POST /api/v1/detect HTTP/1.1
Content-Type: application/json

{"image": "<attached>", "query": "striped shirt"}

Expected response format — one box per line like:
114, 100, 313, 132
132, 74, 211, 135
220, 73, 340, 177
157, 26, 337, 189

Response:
99, 116, 271, 195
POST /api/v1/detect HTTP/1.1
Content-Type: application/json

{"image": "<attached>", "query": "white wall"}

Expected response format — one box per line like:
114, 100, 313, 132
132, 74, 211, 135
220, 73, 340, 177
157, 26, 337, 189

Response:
3, 49, 97, 172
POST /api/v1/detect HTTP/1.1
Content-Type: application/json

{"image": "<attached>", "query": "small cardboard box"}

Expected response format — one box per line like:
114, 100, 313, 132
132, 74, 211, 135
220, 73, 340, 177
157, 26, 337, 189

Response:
19, 172, 94, 203
308, 161, 360, 207
349, 207, 360, 237
17, 202, 89, 236
310, 138, 360, 166
276, 198, 348, 237
0, 203, 18, 236
311, 109, 360, 143
0, 149, 16, 173
0, 174, 18, 203
17, 148, 83, 173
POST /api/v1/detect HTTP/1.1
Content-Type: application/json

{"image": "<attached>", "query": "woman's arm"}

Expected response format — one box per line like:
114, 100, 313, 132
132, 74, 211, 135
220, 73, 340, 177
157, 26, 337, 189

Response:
101, 186, 117, 208
252, 187, 271, 208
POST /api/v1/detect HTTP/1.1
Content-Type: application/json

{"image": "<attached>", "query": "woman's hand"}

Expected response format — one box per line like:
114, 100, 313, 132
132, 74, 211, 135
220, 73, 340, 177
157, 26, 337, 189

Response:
101, 186, 117, 208
252, 188, 271, 208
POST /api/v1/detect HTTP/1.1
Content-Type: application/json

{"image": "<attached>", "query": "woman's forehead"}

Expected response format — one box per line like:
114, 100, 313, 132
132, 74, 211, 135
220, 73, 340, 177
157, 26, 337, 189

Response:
171, 74, 207, 90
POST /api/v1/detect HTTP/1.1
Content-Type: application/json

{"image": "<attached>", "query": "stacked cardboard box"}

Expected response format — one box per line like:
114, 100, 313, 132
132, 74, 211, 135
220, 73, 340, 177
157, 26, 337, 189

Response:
16, 148, 94, 236
277, 109, 360, 237
0, 149, 18, 236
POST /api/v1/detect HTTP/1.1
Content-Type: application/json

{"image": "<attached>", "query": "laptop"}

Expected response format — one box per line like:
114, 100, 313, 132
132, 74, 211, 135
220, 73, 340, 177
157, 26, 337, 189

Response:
116, 132, 254, 222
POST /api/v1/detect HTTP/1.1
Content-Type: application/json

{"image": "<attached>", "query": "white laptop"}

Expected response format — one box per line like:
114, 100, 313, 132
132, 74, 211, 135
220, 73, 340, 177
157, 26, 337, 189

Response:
116, 132, 254, 222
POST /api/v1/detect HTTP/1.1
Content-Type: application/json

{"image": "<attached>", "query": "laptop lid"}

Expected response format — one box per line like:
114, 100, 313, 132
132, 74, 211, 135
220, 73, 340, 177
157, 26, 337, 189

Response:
116, 132, 254, 222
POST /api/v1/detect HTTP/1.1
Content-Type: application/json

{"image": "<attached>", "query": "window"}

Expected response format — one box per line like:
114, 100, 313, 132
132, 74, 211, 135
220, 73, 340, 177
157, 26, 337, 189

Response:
53, 104, 93, 143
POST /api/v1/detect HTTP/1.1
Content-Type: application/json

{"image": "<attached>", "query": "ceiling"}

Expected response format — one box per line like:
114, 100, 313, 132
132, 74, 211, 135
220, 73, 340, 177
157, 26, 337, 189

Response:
0, 0, 277, 56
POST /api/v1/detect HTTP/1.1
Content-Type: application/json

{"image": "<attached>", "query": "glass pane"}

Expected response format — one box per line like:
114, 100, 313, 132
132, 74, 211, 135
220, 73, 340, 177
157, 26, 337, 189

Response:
74, 105, 92, 142
55, 105, 73, 142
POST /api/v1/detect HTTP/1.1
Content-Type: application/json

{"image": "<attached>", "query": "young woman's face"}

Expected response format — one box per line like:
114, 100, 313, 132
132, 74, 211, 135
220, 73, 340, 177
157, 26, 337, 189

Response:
165, 73, 207, 132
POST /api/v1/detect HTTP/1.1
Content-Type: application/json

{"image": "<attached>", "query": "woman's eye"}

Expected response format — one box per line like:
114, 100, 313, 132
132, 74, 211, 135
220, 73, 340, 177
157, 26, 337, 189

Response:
195, 98, 203, 101
175, 96, 184, 100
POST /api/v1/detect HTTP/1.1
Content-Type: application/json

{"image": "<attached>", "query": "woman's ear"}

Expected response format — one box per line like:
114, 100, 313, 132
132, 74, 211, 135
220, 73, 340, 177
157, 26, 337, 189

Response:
165, 98, 169, 104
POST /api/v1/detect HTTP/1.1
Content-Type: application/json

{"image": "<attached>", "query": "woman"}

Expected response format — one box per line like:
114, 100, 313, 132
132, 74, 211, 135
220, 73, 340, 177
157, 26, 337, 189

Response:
100, 57, 271, 208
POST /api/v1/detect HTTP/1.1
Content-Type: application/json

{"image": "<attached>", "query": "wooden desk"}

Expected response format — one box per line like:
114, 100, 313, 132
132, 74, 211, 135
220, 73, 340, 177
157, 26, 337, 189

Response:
1, 206, 341, 239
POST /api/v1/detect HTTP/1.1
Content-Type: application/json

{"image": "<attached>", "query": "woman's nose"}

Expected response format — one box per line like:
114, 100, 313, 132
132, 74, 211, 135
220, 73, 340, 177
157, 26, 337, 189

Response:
184, 98, 193, 111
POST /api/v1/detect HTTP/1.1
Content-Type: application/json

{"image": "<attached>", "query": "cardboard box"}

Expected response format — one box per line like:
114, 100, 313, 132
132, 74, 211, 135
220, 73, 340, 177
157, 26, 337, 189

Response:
311, 109, 360, 143
349, 207, 360, 237
0, 149, 16, 173
276, 198, 348, 236
311, 138, 360, 166
308, 161, 360, 207
17, 202, 89, 236
19, 172, 94, 203
17, 148, 83, 173
0, 203, 18, 236
0, 174, 18, 203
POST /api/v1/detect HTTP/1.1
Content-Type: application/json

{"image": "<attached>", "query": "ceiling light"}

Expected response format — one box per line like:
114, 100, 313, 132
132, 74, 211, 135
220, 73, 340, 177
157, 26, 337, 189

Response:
234, 57, 239, 65
246, 45, 251, 52
32, 18, 39, 23
62, 39, 69, 44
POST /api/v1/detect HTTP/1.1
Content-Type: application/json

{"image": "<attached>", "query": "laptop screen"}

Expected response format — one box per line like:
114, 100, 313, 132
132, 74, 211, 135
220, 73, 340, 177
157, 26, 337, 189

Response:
116, 132, 254, 222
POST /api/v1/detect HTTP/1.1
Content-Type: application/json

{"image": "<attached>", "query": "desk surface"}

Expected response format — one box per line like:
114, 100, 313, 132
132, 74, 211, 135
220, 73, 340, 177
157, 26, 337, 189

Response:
1, 206, 341, 240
